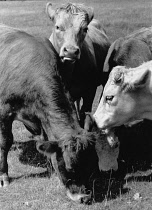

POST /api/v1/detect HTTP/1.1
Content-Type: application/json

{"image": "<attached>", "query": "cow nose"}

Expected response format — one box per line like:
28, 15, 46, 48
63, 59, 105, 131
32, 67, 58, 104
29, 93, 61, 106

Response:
63, 46, 80, 56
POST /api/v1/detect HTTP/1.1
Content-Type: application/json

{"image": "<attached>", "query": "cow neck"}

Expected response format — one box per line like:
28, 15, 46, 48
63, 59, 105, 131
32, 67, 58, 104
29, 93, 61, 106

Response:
49, 34, 59, 56
41, 94, 81, 141
59, 62, 75, 89
47, 36, 59, 58
44, 112, 81, 142
48, 35, 74, 87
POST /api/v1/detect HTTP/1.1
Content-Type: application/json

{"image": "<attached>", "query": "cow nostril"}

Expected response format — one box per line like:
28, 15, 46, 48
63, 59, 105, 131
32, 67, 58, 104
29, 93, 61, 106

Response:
63, 47, 68, 53
75, 48, 80, 56
63, 47, 80, 55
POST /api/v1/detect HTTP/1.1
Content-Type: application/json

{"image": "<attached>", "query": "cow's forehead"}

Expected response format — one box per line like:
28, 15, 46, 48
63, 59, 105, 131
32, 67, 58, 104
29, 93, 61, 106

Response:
55, 11, 88, 29
54, 4, 89, 28
55, 3, 89, 17
109, 66, 125, 82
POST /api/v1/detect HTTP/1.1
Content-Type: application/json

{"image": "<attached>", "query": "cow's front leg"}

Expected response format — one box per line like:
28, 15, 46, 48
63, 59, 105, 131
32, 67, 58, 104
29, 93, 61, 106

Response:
80, 87, 97, 130
0, 120, 13, 187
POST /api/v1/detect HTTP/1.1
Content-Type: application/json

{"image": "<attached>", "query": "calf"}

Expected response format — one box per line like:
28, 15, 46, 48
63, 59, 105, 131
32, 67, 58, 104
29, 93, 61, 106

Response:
0, 24, 118, 204
46, 2, 110, 128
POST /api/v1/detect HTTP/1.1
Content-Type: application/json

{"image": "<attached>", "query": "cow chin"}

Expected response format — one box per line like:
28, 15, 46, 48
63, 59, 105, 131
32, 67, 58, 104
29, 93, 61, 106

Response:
93, 113, 110, 130
61, 56, 77, 64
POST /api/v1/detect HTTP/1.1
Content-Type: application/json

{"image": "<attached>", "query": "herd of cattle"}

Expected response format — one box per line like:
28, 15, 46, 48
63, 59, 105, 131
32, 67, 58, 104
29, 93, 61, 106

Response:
0, 2, 152, 205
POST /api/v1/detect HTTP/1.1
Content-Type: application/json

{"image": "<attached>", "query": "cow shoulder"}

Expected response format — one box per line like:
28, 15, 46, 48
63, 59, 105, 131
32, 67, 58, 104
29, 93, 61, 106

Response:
103, 37, 124, 73
81, 21, 110, 85
132, 27, 152, 54
87, 20, 110, 55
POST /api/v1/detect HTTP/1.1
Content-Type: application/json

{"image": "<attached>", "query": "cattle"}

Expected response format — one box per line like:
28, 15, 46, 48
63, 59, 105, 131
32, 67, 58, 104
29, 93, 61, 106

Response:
93, 61, 152, 130
46, 2, 110, 128
103, 26, 152, 73
0, 24, 119, 204
94, 26, 152, 129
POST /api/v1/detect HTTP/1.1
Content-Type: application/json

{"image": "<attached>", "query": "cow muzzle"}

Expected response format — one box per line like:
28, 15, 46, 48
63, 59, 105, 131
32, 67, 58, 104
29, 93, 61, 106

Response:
60, 45, 80, 63
66, 189, 92, 204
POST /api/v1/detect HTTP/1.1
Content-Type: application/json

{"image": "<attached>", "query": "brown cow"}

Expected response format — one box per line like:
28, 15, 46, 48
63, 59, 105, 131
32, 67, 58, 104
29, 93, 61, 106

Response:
0, 24, 118, 204
46, 2, 110, 128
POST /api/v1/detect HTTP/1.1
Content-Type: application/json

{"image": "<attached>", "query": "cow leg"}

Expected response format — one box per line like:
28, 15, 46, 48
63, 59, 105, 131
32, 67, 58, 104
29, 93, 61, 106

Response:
80, 87, 97, 129
0, 119, 13, 187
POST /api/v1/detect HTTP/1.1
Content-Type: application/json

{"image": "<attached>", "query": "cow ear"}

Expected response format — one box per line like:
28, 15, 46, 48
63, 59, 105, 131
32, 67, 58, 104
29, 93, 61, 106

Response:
46, 2, 55, 21
87, 7, 94, 23
103, 37, 124, 73
36, 141, 59, 157
133, 69, 150, 88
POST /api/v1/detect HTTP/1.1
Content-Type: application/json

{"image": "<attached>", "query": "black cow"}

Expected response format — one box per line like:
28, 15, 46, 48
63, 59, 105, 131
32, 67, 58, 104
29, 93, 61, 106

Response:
0, 24, 118, 204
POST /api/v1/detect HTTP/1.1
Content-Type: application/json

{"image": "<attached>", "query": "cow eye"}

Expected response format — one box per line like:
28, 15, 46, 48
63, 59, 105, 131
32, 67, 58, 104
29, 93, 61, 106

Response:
56, 25, 65, 32
55, 25, 60, 30
105, 95, 114, 104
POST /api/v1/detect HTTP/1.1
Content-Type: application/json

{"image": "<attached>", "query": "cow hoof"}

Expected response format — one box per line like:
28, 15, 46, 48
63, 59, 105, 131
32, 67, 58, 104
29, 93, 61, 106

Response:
0, 173, 9, 187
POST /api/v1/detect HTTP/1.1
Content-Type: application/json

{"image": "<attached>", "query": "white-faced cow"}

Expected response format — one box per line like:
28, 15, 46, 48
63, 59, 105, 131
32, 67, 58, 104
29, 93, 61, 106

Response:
0, 24, 119, 204
46, 2, 110, 128
94, 61, 152, 129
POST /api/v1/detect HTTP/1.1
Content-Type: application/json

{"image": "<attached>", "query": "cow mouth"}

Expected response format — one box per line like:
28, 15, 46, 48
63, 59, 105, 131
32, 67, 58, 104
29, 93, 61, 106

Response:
61, 56, 77, 64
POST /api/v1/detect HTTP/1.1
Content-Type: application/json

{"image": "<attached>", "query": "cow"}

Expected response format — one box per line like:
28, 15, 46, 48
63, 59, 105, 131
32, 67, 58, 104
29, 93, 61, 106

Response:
93, 61, 152, 130
103, 26, 152, 73
94, 26, 152, 128
0, 24, 119, 204
46, 2, 110, 128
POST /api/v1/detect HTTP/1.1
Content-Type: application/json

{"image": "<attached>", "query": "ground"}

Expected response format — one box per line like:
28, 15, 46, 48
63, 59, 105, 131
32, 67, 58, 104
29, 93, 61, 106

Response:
1, 0, 152, 209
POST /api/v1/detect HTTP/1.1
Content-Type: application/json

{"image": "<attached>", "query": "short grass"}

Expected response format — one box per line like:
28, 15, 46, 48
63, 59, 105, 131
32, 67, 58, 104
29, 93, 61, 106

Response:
1, 1, 152, 210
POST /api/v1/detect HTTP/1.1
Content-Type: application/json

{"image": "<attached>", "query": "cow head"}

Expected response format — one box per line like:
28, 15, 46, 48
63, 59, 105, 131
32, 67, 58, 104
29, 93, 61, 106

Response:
94, 63, 151, 129
37, 131, 98, 204
46, 2, 94, 63
37, 128, 119, 204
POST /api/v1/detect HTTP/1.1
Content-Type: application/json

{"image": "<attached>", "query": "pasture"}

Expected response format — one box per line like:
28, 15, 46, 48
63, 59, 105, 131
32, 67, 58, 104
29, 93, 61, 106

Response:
1, 0, 152, 209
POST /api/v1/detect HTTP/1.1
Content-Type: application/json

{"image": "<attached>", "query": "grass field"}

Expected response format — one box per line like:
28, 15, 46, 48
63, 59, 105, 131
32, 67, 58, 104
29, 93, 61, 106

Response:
1, 0, 152, 209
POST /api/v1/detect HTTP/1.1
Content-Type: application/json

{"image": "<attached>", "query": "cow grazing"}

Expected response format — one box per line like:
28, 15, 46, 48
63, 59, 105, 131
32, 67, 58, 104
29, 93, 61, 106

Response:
0, 24, 119, 204
94, 60, 152, 129
46, 2, 110, 128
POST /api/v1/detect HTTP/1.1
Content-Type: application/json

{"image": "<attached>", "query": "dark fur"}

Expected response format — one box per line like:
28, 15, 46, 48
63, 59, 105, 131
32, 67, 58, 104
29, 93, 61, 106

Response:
47, 3, 110, 128
103, 27, 152, 73
0, 25, 99, 204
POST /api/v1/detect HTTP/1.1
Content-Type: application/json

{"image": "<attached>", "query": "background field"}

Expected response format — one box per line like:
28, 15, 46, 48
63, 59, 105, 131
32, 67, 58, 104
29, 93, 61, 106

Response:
1, 0, 152, 210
